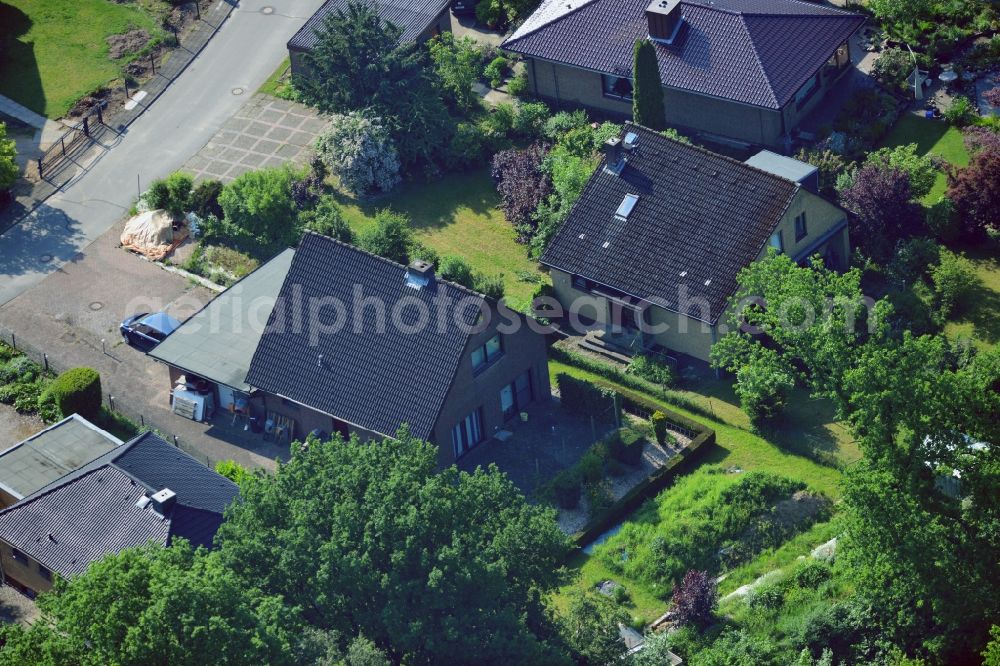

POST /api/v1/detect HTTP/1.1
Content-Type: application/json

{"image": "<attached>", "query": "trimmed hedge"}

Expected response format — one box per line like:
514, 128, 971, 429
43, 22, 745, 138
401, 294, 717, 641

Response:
552, 469, 582, 509
45, 368, 102, 421
556, 372, 620, 420
608, 428, 645, 466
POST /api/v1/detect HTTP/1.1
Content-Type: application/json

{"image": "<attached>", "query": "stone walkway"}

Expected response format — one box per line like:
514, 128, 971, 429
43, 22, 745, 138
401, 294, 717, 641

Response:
182, 94, 327, 182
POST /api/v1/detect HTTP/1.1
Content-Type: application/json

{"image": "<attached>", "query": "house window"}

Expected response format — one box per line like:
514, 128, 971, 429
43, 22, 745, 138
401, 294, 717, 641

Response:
10, 548, 28, 566
794, 212, 808, 242
602, 74, 633, 100
500, 370, 534, 420
471, 334, 503, 373
38, 564, 52, 581
451, 407, 483, 458
572, 275, 594, 291
769, 230, 784, 253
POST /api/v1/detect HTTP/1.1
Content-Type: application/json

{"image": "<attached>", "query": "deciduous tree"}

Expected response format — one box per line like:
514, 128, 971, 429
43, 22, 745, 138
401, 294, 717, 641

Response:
839, 162, 923, 260
671, 569, 717, 629
947, 146, 1000, 237
491, 142, 552, 242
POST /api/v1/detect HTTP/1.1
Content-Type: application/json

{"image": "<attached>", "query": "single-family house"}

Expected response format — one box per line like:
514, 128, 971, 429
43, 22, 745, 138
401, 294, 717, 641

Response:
540, 123, 849, 363
0, 433, 238, 596
244, 233, 551, 465
502, 0, 864, 150
288, 0, 453, 78
0, 415, 122, 509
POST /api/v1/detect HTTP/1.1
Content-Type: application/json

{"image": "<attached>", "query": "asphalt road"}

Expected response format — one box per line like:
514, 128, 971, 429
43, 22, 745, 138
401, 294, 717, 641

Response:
0, 0, 325, 306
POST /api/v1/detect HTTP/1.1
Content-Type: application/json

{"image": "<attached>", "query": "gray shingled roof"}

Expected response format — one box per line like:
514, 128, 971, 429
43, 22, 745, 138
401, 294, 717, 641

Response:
0, 433, 238, 578
0, 415, 121, 502
245, 233, 484, 440
540, 123, 799, 323
288, 0, 450, 50
149, 249, 295, 392
503, 0, 864, 109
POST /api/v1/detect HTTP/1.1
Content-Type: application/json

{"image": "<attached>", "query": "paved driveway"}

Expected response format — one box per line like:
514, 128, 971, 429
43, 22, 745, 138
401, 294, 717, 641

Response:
182, 94, 327, 182
0, 220, 285, 469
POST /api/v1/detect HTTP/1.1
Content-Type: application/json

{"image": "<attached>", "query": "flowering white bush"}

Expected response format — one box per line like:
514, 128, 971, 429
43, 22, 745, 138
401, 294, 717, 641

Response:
314, 112, 401, 195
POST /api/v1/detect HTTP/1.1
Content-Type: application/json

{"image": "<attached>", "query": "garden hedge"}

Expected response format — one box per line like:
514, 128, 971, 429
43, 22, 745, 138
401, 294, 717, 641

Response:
46, 367, 102, 421
556, 372, 620, 420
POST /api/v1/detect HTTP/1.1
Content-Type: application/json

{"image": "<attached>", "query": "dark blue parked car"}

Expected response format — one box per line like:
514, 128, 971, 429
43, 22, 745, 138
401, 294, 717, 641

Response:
120, 312, 181, 352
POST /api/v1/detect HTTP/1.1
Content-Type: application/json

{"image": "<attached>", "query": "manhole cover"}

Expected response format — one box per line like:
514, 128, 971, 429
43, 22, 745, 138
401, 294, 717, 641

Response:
261, 6, 274, 13
89, 301, 104, 311
231, 87, 245, 96
39, 253, 53, 263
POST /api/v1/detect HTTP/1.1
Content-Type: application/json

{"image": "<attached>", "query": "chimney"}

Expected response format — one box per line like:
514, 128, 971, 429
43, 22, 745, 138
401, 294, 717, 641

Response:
405, 259, 435, 290
602, 137, 625, 175
647, 0, 683, 44
150, 488, 176, 515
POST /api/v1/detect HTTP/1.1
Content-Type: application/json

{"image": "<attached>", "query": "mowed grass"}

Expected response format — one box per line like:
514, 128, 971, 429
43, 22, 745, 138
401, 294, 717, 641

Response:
879, 114, 970, 204
0, 0, 163, 117
943, 246, 1000, 351
548, 358, 847, 624
258, 57, 291, 98
336, 168, 548, 311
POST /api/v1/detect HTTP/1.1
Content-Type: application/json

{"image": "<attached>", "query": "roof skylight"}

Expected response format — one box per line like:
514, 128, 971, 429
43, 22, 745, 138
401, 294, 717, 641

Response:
615, 194, 640, 221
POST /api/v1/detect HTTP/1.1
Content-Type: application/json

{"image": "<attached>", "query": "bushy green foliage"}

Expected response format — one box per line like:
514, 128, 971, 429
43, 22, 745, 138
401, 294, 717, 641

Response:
507, 71, 529, 98
795, 148, 847, 199
552, 468, 582, 509
585, 481, 615, 516
218, 167, 299, 248
444, 121, 487, 169
929, 248, 978, 320
513, 101, 550, 139
608, 427, 646, 466
357, 209, 412, 264
214, 460, 255, 489
864, 143, 937, 199
439, 255, 475, 289
632, 39, 665, 131
871, 48, 912, 91
627, 354, 674, 387
188, 179, 224, 219
542, 110, 589, 140
595, 469, 817, 589
145, 171, 193, 218
650, 410, 668, 446
472, 272, 506, 301
578, 448, 605, 484
428, 33, 483, 114
0, 122, 19, 191
560, 590, 630, 665
300, 197, 353, 243
944, 96, 977, 127
44, 367, 101, 421
484, 55, 509, 89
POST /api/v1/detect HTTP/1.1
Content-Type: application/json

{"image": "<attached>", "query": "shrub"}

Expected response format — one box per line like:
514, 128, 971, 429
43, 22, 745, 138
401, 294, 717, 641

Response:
491, 143, 552, 242
838, 162, 923, 261
484, 55, 509, 89
507, 71, 529, 98
746, 581, 785, 611
617, 429, 645, 466
218, 167, 299, 248
930, 249, 979, 320
865, 143, 937, 200
0, 355, 41, 385
632, 39, 666, 130
672, 570, 717, 628
888, 236, 940, 284
146, 172, 193, 218
439, 255, 475, 289
472, 272, 505, 301
542, 110, 589, 140
314, 112, 401, 195
793, 560, 832, 590
45, 367, 102, 421
513, 102, 550, 139
301, 197, 353, 243
428, 33, 483, 114
650, 410, 668, 446
0, 122, 18, 192
585, 481, 615, 516
357, 209, 413, 264
215, 460, 254, 488
944, 96, 977, 127
795, 148, 847, 199
408, 241, 439, 267
946, 145, 1000, 238
444, 122, 487, 170
627, 354, 674, 387
606, 458, 627, 477
552, 469, 582, 509
189, 179, 224, 219
871, 48, 911, 91
925, 196, 961, 243
578, 448, 604, 484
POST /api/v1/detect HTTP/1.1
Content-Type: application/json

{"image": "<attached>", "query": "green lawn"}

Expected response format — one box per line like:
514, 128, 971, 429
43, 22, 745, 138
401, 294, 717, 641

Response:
0, 0, 164, 118
879, 114, 970, 204
336, 168, 548, 311
258, 57, 291, 98
943, 246, 1000, 351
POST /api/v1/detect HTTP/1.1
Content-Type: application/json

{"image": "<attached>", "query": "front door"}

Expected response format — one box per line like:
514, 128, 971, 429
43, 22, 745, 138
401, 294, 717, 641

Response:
501, 370, 533, 421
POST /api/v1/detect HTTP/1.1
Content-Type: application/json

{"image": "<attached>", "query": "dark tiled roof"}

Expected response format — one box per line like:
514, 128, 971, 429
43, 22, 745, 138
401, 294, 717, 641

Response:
0, 434, 239, 578
288, 0, 450, 50
245, 234, 484, 441
540, 123, 799, 322
503, 0, 864, 109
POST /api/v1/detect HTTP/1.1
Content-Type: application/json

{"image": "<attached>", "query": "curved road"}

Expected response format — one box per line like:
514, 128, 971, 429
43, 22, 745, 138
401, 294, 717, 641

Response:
0, 0, 325, 305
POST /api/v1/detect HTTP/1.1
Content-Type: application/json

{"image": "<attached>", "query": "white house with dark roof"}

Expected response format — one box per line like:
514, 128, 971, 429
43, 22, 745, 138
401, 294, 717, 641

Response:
541, 123, 849, 363
502, 0, 865, 150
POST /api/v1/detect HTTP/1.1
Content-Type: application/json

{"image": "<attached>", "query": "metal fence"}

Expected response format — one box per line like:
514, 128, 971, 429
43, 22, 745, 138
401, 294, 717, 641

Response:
36, 102, 107, 180
0, 325, 218, 470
